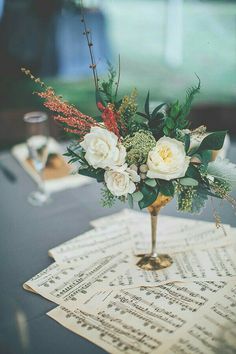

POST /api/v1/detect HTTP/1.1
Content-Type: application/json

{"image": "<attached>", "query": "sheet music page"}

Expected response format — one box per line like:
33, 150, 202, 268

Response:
47, 280, 236, 354
48, 213, 232, 268
132, 223, 232, 255
48, 225, 132, 265
23, 252, 134, 313
91, 209, 215, 231
106, 245, 236, 290
90, 209, 232, 253
24, 243, 236, 313
161, 280, 236, 354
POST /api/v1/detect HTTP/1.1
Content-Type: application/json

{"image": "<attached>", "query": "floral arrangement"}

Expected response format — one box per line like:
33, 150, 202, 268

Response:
21, 6, 236, 218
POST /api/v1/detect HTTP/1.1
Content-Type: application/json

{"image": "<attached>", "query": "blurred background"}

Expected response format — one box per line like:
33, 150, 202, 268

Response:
0, 0, 236, 149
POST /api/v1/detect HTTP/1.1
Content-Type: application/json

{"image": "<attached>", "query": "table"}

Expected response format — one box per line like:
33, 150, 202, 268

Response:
1, 143, 236, 354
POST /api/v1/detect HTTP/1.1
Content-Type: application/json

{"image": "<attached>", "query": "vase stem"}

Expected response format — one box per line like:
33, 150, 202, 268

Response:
136, 194, 174, 270
151, 212, 158, 258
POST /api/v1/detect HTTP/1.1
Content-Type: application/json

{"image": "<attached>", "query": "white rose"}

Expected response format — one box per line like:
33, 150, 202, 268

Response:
105, 164, 140, 197
147, 137, 190, 180
113, 144, 126, 167
80, 127, 126, 169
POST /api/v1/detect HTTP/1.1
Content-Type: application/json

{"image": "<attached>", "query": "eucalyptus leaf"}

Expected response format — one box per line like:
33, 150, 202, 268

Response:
180, 177, 199, 186
132, 191, 144, 202
144, 179, 157, 187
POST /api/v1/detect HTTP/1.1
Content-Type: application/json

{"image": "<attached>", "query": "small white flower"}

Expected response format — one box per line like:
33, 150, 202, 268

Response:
147, 137, 190, 180
80, 127, 126, 169
104, 164, 140, 197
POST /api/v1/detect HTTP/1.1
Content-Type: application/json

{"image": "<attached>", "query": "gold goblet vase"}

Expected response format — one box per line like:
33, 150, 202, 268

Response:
136, 194, 173, 271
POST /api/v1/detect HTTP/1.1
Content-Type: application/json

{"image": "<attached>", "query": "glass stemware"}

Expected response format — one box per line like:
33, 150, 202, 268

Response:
23, 112, 51, 206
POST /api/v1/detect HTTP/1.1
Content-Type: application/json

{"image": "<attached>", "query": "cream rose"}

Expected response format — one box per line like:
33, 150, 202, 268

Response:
80, 127, 126, 169
105, 164, 140, 197
147, 137, 190, 180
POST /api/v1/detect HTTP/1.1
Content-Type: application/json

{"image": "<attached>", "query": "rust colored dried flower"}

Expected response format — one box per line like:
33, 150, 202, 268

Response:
21, 68, 99, 140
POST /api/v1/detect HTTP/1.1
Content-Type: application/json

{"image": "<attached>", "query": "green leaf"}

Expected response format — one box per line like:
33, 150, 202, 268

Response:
165, 117, 175, 129
144, 178, 157, 187
199, 150, 212, 165
151, 103, 166, 119
184, 134, 190, 152
133, 115, 148, 125
127, 194, 134, 208
144, 91, 150, 116
136, 112, 149, 119
159, 181, 175, 197
163, 126, 170, 136
180, 177, 199, 186
138, 184, 158, 209
198, 131, 227, 151
177, 76, 201, 123
79, 167, 104, 182
186, 164, 202, 181
169, 100, 180, 118
132, 191, 144, 202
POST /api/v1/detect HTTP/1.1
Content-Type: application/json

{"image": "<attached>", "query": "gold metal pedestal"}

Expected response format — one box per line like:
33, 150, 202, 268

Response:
136, 194, 174, 271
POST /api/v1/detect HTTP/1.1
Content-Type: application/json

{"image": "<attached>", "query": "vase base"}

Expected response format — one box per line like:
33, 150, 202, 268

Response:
136, 254, 173, 271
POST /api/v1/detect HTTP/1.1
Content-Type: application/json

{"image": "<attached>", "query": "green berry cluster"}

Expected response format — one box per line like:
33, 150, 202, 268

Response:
123, 130, 156, 166
176, 184, 197, 212
212, 179, 231, 198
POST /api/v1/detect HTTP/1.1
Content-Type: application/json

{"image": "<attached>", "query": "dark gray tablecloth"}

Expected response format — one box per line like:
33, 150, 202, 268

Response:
0, 143, 236, 354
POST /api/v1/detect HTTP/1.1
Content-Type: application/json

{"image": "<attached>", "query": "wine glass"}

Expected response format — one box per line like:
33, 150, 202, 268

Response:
23, 112, 51, 206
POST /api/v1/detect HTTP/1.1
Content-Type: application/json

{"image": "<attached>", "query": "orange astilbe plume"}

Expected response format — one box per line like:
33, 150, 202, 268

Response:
97, 102, 121, 138
21, 68, 99, 140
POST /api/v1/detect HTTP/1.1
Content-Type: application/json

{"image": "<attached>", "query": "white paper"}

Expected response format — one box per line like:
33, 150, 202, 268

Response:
47, 280, 236, 354
106, 245, 236, 291
23, 252, 133, 312
48, 225, 132, 265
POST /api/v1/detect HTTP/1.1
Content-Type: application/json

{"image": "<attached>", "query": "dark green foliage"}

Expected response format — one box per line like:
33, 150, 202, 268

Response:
136, 92, 166, 139
163, 77, 201, 138
64, 146, 85, 164
158, 180, 175, 197
98, 62, 117, 105
185, 164, 202, 182
176, 77, 201, 126
138, 183, 159, 209
79, 166, 104, 182
184, 134, 190, 152
197, 131, 227, 151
